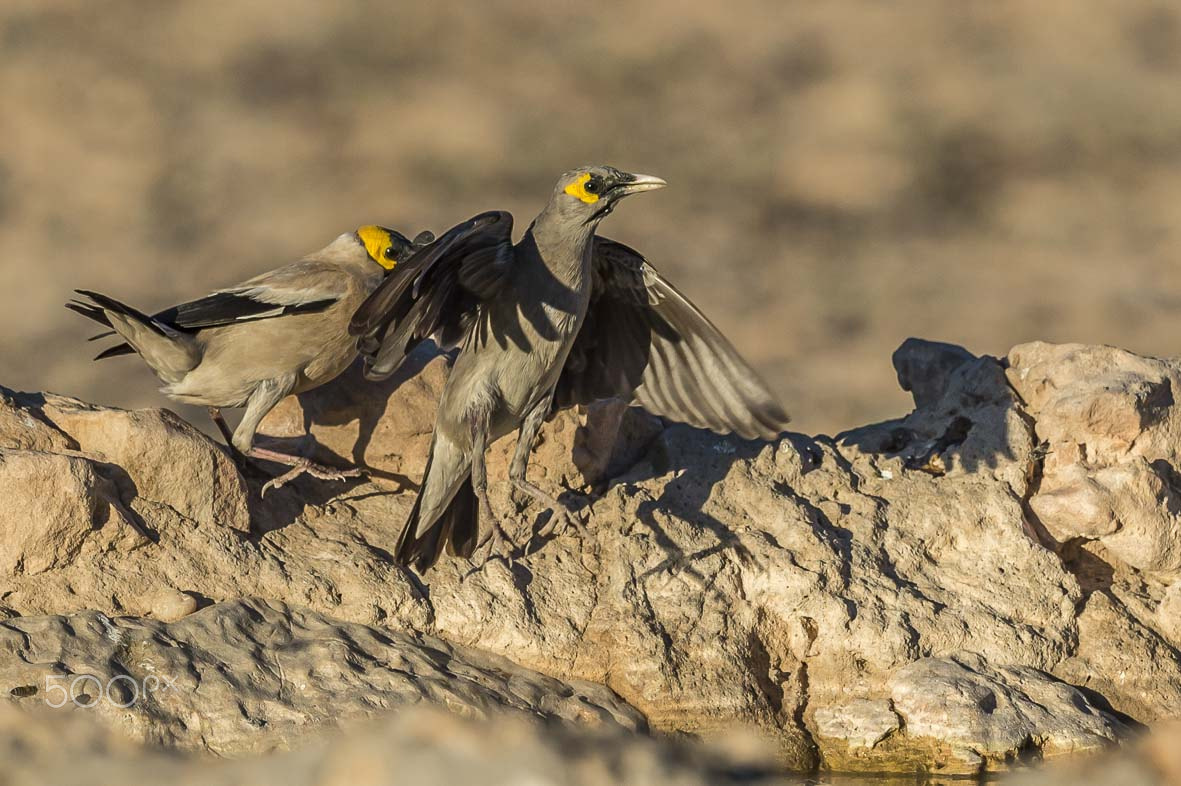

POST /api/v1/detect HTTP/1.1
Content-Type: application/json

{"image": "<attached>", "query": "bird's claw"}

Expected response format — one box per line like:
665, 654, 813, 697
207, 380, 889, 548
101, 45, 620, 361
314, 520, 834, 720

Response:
474, 521, 517, 568
526, 505, 586, 554
260, 459, 364, 497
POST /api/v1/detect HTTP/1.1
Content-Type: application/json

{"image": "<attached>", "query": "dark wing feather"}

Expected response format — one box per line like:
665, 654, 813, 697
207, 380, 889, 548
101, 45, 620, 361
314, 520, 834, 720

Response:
154, 291, 337, 329
350, 210, 513, 380
555, 237, 790, 440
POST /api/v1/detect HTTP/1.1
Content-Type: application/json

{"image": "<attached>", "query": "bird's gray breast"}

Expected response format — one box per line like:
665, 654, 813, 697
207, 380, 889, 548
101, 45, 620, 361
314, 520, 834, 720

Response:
497, 282, 587, 408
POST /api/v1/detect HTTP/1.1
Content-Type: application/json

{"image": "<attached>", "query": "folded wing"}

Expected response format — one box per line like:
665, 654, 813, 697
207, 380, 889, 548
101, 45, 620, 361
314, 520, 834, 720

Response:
555, 237, 790, 440
68, 260, 346, 359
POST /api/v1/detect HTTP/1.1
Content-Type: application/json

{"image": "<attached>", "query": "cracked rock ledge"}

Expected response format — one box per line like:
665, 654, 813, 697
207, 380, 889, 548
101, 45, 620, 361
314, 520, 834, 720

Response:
3, 339, 1181, 782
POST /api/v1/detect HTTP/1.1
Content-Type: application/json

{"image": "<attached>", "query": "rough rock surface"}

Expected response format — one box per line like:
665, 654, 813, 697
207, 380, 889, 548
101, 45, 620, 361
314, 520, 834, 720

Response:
2, 699, 1171, 786
3, 338, 1181, 777
0, 598, 641, 755
1009, 721, 1181, 786
0, 701, 783, 786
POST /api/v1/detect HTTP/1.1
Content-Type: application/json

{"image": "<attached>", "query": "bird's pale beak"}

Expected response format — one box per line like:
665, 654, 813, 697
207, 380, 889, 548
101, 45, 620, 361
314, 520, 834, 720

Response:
615, 173, 667, 196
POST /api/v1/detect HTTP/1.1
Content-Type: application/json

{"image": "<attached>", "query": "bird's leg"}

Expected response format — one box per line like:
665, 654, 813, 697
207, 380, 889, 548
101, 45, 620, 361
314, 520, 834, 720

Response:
207, 407, 236, 447
232, 377, 362, 497
250, 446, 364, 497
512, 392, 584, 550
508, 392, 550, 512
471, 416, 515, 564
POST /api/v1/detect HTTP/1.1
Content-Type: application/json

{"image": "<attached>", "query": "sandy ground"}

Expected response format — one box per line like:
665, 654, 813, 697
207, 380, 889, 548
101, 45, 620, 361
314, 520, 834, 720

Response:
2, 0, 1179, 435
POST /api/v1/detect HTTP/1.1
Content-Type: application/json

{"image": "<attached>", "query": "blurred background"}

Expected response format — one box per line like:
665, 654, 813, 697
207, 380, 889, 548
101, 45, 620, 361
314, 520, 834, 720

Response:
2, 0, 1179, 435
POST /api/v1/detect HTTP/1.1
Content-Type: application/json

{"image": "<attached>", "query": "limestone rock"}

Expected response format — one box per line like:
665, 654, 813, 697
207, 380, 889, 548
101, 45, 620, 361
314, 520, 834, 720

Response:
1054, 590, 1181, 722
34, 392, 250, 532
893, 337, 977, 409
0, 448, 132, 575
0, 598, 643, 756
887, 654, 1126, 772
0, 387, 250, 534
0, 388, 76, 452
146, 587, 199, 622
1007, 343, 1179, 461
5, 338, 1181, 775
0, 700, 783, 786
1008, 342, 1181, 577
811, 653, 1130, 776
1157, 580, 1181, 647
1010, 721, 1181, 786
812, 698, 900, 757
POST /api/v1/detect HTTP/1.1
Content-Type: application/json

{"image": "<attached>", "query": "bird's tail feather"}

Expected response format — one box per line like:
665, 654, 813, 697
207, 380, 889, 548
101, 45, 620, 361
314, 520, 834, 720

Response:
66, 299, 137, 359
395, 437, 479, 572
67, 290, 198, 379
395, 475, 478, 572
65, 299, 113, 328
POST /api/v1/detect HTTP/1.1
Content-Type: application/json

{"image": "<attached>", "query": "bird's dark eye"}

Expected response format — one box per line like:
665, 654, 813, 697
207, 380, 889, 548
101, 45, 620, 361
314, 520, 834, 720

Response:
384, 246, 396, 259
584, 177, 602, 195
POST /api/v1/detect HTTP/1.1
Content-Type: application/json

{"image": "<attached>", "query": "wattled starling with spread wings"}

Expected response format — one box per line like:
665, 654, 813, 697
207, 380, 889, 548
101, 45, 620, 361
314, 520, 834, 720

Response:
350, 166, 790, 571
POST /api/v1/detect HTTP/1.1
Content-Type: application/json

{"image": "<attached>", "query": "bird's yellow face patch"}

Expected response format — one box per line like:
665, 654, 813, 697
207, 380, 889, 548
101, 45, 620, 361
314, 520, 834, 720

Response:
357, 225, 399, 270
564, 173, 601, 204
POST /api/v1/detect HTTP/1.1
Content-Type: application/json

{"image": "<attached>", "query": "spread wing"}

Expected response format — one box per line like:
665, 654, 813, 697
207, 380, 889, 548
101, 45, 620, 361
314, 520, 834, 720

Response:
68, 260, 345, 358
349, 211, 514, 380
555, 237, 790, 440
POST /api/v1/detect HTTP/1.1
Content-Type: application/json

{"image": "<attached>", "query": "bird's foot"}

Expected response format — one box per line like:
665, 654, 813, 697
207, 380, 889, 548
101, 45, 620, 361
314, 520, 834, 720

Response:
474, 517, 518, 568
513, 479, 587, 554
528, 506, 586, 551
250, 449, 364, 497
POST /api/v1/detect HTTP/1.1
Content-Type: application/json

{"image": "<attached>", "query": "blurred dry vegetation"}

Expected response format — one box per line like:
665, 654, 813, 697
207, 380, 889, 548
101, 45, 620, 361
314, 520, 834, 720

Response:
1, 0, 1179, 434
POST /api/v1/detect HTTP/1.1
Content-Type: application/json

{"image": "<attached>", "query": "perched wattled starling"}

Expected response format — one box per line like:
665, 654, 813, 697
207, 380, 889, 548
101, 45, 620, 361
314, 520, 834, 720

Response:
351, 166, 790, 572
68, 225, 431, 494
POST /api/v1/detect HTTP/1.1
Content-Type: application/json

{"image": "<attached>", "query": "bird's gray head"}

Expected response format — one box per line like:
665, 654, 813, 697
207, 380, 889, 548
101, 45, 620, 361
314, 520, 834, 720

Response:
550, 166, 666, 225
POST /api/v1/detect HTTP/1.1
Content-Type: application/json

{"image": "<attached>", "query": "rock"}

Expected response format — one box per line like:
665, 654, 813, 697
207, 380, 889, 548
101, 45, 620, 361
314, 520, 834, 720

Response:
1054, 590, 1181, 722
7, 337, 1181, 775
1007, 343, 1178, 461
1008, 342, 1181, 577
0, 700, 783, 786
886, 654, 1126, 772
35, 393, 251, 532
0, 448, 133, 575
0, 386, 250, 534
812, 698, 900, 758
1026, 462, 1121, 541
893, 337, 977, 409
1009, 720, 1181, 786
1157, 580, 1181, 647
839, 348, 1032, 492
146, 587, 198, 621
0, 388, 76, 452
0, 598, 643, 755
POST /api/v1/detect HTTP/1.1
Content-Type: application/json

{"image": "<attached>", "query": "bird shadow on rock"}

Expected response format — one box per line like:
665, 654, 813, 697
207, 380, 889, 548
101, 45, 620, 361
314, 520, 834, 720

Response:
91, 460, 159, 544
292, 347, 449, 488
236, 347, 454, 533
516, 397, 836, 584
576, 424, 825, 587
